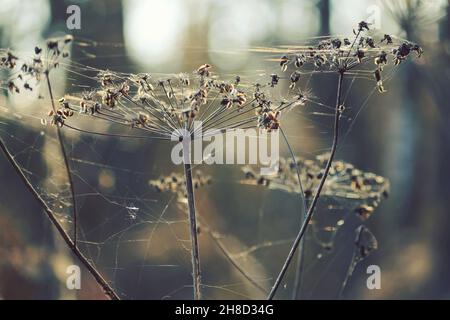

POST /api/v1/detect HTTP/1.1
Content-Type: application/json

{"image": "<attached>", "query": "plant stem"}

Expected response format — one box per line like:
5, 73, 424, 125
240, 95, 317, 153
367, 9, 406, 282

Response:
0, 136, 119, 300
267, 71, 345, 300
45, 71, 78, 247
183, 159, 202, 300
279, 127, 307, 299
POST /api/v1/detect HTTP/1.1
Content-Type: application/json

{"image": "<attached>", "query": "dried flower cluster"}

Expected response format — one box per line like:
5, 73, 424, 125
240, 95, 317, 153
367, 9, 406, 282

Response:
44, 62, 305, 139
149, 171, 212, 201
258, 21, 423, 94
0, 35, 72, 95
242, 154, 389, 220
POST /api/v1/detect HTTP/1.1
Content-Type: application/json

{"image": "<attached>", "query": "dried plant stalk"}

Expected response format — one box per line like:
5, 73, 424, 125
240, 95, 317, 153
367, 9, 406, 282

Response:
0, 136, 119, 300
267, 71, 344, 300
45, 71, 78, 246
183, 157, 202, 300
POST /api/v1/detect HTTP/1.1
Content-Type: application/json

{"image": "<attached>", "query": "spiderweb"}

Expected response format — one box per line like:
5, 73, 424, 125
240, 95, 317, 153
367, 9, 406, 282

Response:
0, 29, 420, 299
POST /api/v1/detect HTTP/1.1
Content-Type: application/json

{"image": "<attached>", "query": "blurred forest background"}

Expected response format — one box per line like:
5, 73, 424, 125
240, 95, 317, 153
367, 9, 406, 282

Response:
0, 0, 449, 299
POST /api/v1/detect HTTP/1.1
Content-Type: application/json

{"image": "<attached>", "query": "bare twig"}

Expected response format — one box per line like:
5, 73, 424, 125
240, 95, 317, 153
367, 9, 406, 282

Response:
267, 70, 345, 300
0, 136, 119, 300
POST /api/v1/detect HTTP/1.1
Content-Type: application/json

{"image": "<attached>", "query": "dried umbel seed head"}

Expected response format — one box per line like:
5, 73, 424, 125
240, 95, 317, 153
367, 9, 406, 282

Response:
258, 22, 423, 99
242, 155, 389, 217
59, 61, 291, 141
1, 35, 72, 94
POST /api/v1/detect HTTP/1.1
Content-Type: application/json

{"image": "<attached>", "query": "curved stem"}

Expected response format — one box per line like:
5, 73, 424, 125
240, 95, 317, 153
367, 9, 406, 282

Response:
267, 71, 345, 300
45, 72, 78, 247
0, 137, 119, 300
279, 127, 307, 299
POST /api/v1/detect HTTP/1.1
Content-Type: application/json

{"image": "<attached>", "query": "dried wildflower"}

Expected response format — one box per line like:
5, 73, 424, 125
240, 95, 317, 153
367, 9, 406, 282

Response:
313, 54, 326, 68
294, 54, 305, 68
365, 37, 376, 48
196, 64, 211, 77
289, 71, 301, 89
56, 60, 297, 146
354, 225, 378, 259
1, 51, 18, 69
280, 55, 289, 72
381, 34, 393, 45
149, 172, 211, 201
294, 90, 308, 106
23, 83, 32, 91
258, 21, 422, 93
355, 204, 375, 220
242, 155, 389, 215
353, 49, 365, 63
393, 42, 423, 65
374, 51, 388, 66
7, 81, 19, 94
270, 74, 280, 87
357, 21, 370, 32
258, 110, 280, 131
374, 69, 386, 93
331, 38, 342, 49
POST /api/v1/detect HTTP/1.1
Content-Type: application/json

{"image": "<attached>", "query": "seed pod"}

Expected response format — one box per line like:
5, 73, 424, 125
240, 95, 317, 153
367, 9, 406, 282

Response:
280, 55, 289, 72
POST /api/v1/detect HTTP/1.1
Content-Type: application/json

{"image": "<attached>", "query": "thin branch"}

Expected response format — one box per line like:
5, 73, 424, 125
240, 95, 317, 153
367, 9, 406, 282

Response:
267, 70, 345, 300
0, 136, 119, 300
45, 71, 79, 247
